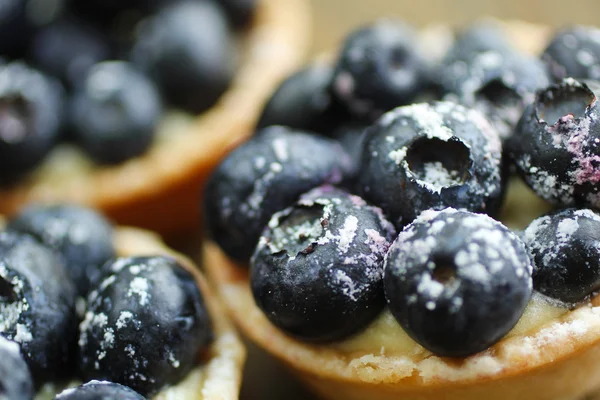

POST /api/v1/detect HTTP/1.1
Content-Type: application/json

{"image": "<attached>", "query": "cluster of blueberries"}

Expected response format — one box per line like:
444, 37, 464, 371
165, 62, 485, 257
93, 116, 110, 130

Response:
0, 0, 255, 183
0, 204, 213, 399
206, 20, 600, 357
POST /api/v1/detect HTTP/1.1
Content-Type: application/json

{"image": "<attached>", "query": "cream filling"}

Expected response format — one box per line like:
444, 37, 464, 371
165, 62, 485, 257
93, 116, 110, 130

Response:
332, 292, 568, 357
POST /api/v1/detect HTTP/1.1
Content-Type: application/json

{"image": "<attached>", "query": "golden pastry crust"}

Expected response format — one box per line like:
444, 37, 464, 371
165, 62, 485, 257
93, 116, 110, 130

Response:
0, 0, 311, 237
201, 21, 600, 400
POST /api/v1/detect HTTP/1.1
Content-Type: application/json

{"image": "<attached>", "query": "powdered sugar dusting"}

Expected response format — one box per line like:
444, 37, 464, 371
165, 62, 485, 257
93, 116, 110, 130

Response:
128, 277, 150, 306
0, 263, 29, 338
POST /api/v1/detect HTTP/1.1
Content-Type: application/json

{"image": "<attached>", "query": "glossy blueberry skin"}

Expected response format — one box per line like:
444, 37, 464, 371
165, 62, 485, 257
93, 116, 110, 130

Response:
7, 204, 116, 297
523, 208, 600, 303
542, 26, 600, 81
0, 336, 34, 400
204, 126, 353, 263
331, 19, 425, 119
79, 256, 213, 397
384, 208, 533, 357
69, 61, 162, 165
29, 18, 113, 89
257, 62, 350, 135
251, 186, 396, 342
508, 78, 600, 207
356, 101, 503, 230
440, 51, 550, 140
55, 380, 146, 400
131, 1, 235, 113
0, 231, 77, 384
0, 62, 64, 184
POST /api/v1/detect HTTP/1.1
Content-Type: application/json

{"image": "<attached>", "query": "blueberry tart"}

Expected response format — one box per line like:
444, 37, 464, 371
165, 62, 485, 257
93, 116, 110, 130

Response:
0, 211, 245, 399
202, 20, 600, 400
0, 0, 310, 237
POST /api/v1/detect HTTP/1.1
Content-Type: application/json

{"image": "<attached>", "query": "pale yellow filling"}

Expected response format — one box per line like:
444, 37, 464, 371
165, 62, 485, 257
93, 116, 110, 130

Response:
332, 292, 568, 357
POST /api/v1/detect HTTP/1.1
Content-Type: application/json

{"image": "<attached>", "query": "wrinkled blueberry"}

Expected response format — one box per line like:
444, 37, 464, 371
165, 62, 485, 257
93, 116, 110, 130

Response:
384, 208, 532, 357
251, 186, 395, 342
55, 380, 146, 400
331, 19, 425, 119
79, 256, 213, 397
69, 61, 162, 165
256, 62, 350, 134
29, 17, 113, 89
542, 26, 600, 81
440, 51, 549, 140
357, 101, 503, 229
131, 1, 235, 113
0, 62, 64, 184
523, 208, 600, 303
204, 126, 353, 263
7, 204, 116, 297
0, 231, 77, 384
0, 336, 34, 400
508, 78, 600, 207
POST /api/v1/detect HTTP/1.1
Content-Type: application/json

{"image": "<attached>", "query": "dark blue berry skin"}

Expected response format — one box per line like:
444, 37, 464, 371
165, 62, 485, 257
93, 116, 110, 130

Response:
356, 101, 503, 230
204, 126, 353, 263
0, 336, 34, 400
0, 62, 64, 184
55, 380, 146, 400
523, 208, 600, 303
440, 51, 550, 140
331, 20, 425, 119
0, 231, 77, 384
542, 26, 600, 82
69, 61, 162, 165
29, 18, 113, 89
384, 208, 533, 357
442, 22, 515, 65
218, 0, 257, 28
79, 256, 213, 397
508, 78, 600, 208
131, 1, 235, 113
256, 62, 351, 135
251, 186, 396, 342
0, 0, 33, 59
7, 204, 116, 298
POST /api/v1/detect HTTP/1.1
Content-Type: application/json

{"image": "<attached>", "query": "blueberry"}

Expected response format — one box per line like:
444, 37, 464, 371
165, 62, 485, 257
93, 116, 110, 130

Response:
0, 62, 64, 184
357, 101, 503, 229
542, 26, 600, 81
0, 336, 34, 400
523, 208, 600, 303
442, 22, 515, 65
204, 126, 353, 263
0, 231, 77, 384
440, 51, 550, 140
508, 78, 600, 207
331, 19, 425, 119
79, 256, 213, 397
256, 62, 350, 135
251, 186, 395, 342
384, 208, 533, 357
7, 204, 116, 297
29, 17, 113, 89
55, 380, 146, 400
0, 0, 33, 59
217, 0, 257, 28
131, 0, 235, 113
69, 61, 162, 165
